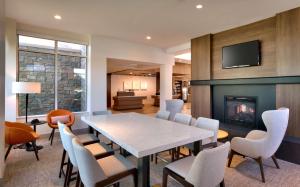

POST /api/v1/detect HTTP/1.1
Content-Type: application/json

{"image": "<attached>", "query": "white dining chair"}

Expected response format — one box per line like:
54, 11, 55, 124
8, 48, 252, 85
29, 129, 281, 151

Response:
57, 122, 100, 179
182, 117, 219, 157
228, 108, 289, 183
166, 99, 184, 121
92, 110, 114, 148
155, 110, 171, 120
59, 122, 114, 187
162, 142, 230, 187
155, 113, 193, 163
174, 113, 192, 125
72, 137, 138, 187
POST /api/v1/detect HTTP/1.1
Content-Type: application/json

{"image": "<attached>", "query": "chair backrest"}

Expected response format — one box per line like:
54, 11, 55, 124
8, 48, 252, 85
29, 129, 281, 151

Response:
61, 124, 78, 167
174, 113, 192, 125
47, 109, 75, 127
72, 138, 107, 186
58, 122, 68, 151
92, 110, 112, 116
155, 110, 170, 120
186, 142, 230, 187
261, 108, 289, 158
195, 117, 219, 143
166, 99, 184, 121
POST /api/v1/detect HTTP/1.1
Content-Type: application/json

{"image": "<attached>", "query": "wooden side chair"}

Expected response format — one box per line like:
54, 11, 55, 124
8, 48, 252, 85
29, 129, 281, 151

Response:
47, 109, 75, 145
4, 121, 40, 160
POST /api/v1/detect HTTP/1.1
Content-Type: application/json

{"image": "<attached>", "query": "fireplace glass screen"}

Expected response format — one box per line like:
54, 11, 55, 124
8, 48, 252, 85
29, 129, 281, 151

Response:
225, 96, 256, 127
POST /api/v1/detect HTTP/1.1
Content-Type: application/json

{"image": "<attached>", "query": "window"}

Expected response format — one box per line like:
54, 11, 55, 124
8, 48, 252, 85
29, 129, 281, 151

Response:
18, 35, 87, 116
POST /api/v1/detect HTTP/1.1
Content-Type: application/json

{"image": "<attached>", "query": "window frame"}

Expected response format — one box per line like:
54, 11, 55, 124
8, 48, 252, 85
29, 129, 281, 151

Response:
17, 34, 88, 117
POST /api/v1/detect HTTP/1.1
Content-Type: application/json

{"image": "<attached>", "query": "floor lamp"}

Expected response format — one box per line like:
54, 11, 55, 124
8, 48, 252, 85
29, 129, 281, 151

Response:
12, 82, 41, 124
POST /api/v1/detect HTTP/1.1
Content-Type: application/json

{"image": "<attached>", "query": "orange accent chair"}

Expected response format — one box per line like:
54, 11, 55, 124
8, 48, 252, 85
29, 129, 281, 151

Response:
47, 109, 75, 145
5, 121, 40, 160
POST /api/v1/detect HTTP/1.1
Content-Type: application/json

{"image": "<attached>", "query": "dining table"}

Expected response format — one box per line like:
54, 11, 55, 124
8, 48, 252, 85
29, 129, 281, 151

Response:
81, 112, 214, 187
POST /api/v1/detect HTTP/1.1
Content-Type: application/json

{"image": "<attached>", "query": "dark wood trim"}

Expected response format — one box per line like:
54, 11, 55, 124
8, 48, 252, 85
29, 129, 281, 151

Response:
95, 168, 137, 187
163, 167, 194, 187
191, 76, 300, 85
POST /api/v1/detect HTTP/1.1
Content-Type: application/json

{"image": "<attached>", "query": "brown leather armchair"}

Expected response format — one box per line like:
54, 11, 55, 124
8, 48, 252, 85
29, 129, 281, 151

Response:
47, 109, 75, 145
5, 121, 40, 160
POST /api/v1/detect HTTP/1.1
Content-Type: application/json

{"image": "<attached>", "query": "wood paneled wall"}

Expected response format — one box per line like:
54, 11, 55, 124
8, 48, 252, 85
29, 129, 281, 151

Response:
191, 85, 211, 118
191, 34, 211, 80
276, 8, 300, 76
212, 18, 277, 79
276, 84, 300, 137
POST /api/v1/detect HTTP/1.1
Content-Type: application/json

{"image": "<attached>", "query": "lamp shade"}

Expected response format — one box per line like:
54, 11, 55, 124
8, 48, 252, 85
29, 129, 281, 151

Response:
12, 82, 41, 94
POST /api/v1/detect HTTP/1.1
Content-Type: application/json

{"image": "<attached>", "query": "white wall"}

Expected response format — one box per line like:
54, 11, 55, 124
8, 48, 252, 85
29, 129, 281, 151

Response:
4, 21, 174, 135
89, 35, 174, 113
0, 0, 5, 180
5, 19, 17, 121
110, 75, 156, 105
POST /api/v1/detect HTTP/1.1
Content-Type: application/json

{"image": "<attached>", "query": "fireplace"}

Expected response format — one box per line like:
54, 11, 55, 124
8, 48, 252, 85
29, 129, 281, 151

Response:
224, 96, 257, 128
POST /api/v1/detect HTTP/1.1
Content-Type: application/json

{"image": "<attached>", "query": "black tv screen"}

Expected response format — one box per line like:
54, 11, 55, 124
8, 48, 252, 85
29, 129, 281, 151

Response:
222, 40, 260, 69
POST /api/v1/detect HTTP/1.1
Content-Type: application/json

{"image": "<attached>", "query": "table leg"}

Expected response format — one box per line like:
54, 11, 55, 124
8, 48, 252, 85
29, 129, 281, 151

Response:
193, 140, 202, 155
137, 156, 150, 187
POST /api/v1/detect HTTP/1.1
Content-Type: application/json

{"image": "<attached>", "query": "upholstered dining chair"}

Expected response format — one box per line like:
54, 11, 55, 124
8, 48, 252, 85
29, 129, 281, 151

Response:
4, 121, 40, 161
92, 110, 114, 148
47, 109, 75, 145
57, 122, 105, 179
155, 113, 193, 164
155, 110, 171, 120
228, 108, 289, 183
162, 142, 230, 187
59, 122, 114, 187
182, 117, 219, 157
166, 99, 184, 121
72, 137, 138, 187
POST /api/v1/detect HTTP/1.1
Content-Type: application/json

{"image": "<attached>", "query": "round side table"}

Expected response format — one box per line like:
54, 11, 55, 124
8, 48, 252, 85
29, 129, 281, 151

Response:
218, 130, 229, 141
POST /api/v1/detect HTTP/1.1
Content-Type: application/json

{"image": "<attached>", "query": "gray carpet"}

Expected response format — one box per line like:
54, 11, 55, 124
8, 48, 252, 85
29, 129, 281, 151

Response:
3, 135, 300, 187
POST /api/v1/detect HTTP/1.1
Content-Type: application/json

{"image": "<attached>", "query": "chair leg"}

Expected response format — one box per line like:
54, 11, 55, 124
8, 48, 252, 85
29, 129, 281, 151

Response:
133, 169, 138, 187
32, 141, 39, 161
220, 179, 225, 187
64, 159, 71, 187
150, 154, 153, 162
155, 153, 158, 164
271, 155, 280, 169
59, 149, 67, 178
50, 128, 55, 145
67, 163, 74, 187
227, 150, 235, 167
162, 168, 168, 187
75, 171, 81, 187
255, 157, 265, 183
5, 145, 13, 160
113, 182, 120, 187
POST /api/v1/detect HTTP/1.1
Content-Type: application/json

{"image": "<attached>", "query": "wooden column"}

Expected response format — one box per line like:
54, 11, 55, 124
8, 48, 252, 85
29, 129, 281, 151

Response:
276, 7, 300, 76
191, 34, 212, 118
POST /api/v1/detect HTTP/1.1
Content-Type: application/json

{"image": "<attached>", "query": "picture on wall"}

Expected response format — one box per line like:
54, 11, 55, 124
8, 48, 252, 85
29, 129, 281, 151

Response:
133, 80, 140, 90
141, 81, 148, 90
123, 80, 132, 90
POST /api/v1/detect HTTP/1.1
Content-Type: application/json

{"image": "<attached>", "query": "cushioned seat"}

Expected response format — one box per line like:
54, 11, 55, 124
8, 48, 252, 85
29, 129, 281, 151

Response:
97, 154, 136, 177
78, 133, 99, 144
166, 156, 195, 178
85, 142, 113, 157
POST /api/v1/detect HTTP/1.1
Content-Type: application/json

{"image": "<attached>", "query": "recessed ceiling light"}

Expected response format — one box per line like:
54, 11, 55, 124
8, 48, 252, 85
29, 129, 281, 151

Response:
148, 73, 152, 76
54, 15, 62, 20
129, 72, 133, 75
196, 4, 203, 9
146, 36, 151, 40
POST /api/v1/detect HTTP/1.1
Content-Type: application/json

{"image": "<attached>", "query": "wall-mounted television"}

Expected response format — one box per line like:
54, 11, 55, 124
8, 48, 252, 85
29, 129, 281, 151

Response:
222, 40, 261, 69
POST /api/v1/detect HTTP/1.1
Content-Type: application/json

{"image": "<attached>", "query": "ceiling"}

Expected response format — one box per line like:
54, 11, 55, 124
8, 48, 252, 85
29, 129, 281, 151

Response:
107, 58, 159, 76
5, 0, 300, 48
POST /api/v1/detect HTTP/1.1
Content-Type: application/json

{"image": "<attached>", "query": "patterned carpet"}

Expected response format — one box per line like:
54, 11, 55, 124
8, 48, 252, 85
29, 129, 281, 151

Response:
3, 134, 300, 187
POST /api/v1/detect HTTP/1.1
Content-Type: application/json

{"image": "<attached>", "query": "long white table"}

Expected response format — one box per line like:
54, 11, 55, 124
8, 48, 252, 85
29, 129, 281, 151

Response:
82, 112, 214, 187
